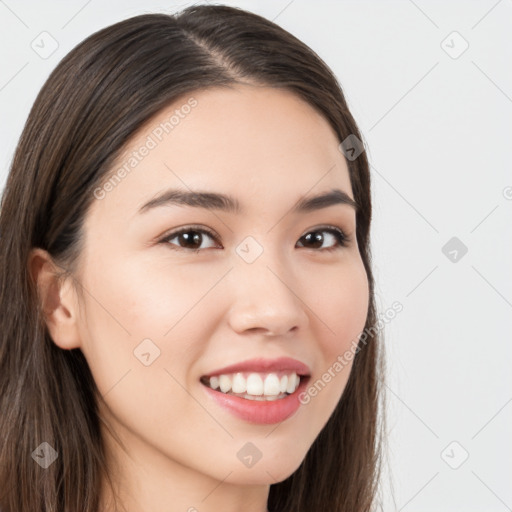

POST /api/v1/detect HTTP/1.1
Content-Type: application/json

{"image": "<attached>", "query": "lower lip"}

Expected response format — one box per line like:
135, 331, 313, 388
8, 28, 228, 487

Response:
201, 376, 310, 425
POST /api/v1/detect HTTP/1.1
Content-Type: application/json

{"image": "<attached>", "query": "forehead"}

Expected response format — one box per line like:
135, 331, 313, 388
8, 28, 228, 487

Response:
90, 84, 353, 220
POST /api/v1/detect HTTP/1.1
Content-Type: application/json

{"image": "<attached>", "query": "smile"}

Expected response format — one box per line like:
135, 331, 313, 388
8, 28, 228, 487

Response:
200, 372, 311, 425
200, 371, 302, 400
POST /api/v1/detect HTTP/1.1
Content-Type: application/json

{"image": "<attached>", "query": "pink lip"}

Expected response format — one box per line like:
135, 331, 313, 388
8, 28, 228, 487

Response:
201, 357, 311, 378
201, 375, 310, 425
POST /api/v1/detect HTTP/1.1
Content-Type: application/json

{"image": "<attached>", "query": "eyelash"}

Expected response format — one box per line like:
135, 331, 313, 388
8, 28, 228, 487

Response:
158, 224, 350, 253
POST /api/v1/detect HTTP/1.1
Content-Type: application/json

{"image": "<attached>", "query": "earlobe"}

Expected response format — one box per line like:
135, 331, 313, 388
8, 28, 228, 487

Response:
28, 248, 82, 350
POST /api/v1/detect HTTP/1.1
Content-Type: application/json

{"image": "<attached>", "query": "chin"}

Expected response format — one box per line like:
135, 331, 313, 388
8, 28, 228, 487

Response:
220, 453, 306, 486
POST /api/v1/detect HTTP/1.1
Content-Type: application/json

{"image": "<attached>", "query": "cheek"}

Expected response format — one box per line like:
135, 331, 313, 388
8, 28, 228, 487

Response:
76, 259, 208, 435
313, 256, 369, 354
77, 253, 222, 390
82, 247, 214, 334
294, 258, 368, 427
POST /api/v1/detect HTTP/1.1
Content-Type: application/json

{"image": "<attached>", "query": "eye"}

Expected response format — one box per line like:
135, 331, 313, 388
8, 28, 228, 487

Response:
160, 225, 220, 253
296, 226, 349, 252
159, 225, 350, 253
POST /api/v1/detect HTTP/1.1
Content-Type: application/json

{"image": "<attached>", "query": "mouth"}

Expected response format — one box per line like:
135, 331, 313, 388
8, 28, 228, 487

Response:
200, 371, 311, 424
200, 371, 310, 401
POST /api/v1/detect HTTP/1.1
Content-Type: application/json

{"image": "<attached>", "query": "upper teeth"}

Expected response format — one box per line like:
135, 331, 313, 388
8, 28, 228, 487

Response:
204, 372, 301, 396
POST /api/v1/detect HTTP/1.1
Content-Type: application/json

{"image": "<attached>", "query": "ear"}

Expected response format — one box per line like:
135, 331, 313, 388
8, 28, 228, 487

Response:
28, 248, 82, 350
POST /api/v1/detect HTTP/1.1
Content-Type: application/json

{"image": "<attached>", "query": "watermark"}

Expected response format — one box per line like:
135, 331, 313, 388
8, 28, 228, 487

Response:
440, 31, 469, 60
93, 97, 198, 200
440, 440, 469, 469
31, 31, 59, 59
133, 338, 161, 366
298, 301, 403, 404
31, 441, 58, 469
441, 236, 468, 263
235, 236, 264, 264
237, 441, 263, 468
503, 186, 512, 200
338, 134, 365, 161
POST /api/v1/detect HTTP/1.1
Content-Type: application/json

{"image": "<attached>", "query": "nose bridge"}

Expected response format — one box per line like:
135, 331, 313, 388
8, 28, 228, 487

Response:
227, 234, 308, 335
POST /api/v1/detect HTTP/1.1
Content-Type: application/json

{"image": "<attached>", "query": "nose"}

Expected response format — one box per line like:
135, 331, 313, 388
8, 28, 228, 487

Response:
226, 248, 309, 337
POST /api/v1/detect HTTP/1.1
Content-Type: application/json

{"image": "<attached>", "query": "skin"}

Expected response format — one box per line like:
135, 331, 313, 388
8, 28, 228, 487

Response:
30, 84, 369, 512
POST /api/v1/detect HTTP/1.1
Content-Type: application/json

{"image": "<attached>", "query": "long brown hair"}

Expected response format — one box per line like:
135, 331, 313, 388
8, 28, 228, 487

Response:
0, 5, 387, 511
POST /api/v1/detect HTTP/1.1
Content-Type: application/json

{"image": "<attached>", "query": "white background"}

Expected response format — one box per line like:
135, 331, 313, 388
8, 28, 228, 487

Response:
1, 1, 511, 510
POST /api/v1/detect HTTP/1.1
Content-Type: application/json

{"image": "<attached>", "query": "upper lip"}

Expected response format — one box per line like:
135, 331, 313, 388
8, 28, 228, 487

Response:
201, 357, 311, 378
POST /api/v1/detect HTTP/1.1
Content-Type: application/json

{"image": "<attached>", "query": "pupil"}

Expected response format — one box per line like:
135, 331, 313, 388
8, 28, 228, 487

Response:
181, 231, 201, 248
305, 232, 323, 248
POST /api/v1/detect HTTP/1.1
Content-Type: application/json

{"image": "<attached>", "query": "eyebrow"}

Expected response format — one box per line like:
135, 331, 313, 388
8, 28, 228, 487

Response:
138, 187, 358, 215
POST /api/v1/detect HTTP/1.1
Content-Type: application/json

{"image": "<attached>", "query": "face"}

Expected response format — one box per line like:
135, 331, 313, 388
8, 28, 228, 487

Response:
72, 84, 369, 499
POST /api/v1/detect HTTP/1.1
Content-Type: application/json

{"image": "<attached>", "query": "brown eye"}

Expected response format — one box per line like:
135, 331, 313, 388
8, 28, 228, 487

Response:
160, 227, 220, 252
297, 227, 348, 252
159, 225, 349, 253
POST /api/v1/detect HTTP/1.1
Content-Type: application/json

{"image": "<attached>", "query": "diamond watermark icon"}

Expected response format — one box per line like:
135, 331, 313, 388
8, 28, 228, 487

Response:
442, 236, 468, 263
134, 338, 161, 366
441, 31, 469, 59
441, 440, 469, 469
338, 134, 364, 161
236, 236, 263, 264
31, 442, 58, 469
237, 442, 263, 468
31, 31, 59, 59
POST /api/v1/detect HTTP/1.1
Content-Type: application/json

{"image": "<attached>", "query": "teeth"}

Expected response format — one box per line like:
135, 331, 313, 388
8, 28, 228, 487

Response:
219, 375, 231, 393
232, 373, 246, 393
246, 373, 263, 395
279, 374, 288, 393
263, 374, 281, 395
203, 371, 302, 397
210, 375, 219, 390
286, 374, 298, 394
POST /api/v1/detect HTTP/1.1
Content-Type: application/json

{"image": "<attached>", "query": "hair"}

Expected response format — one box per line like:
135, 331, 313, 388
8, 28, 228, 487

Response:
0, 5, 388, 511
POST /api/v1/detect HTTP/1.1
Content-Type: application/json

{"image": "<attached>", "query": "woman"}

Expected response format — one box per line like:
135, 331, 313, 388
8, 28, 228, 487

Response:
0, 4, 386, 511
